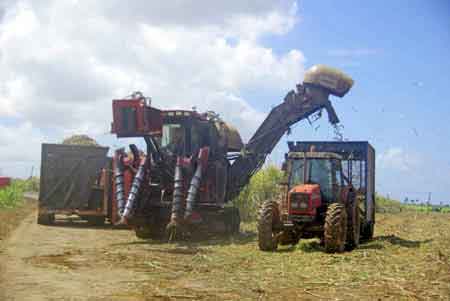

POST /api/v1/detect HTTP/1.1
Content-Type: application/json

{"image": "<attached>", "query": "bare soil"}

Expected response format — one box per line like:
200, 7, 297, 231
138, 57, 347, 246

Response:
0, 207, 449, 300
0, 197, 36, 241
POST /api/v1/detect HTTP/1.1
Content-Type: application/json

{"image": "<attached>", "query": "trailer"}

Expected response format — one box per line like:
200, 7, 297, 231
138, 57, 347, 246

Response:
0, 177, 11, 189
37, 143, 114, 225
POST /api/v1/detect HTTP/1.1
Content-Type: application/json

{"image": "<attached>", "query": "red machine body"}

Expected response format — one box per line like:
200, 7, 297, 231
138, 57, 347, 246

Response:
288, 184, 321, 217
111, 95, 163, 137
0, 177, 11, 189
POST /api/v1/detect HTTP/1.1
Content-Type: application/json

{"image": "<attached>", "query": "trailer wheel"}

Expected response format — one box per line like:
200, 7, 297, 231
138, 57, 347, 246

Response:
345, 196, 361, 250
257, 200, 280, 251
324, 203, 347, 253
87, 216, 105, 226
361, 222, 374, 240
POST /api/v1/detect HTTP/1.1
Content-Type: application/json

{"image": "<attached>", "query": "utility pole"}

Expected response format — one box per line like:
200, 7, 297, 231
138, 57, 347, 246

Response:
428, 192, 432, 203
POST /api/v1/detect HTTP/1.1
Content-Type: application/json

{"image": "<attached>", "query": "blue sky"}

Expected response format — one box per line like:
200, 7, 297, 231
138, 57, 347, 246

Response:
312, 0, 450, 203
244, 1, 450, 203
0, 1, 449, 203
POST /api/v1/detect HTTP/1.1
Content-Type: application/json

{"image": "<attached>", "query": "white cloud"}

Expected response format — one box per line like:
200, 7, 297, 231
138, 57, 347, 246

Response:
0, 121, 45, 177
377, 147, 421, 172
0, 1, 304, 177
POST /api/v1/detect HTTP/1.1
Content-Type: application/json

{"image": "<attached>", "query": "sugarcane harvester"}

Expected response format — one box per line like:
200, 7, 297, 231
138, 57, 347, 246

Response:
110, 65, 354, 239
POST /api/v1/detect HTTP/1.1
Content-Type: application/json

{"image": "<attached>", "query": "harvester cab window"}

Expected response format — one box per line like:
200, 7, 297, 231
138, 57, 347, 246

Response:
191, 122, 210, 154
161, 124, 185, 155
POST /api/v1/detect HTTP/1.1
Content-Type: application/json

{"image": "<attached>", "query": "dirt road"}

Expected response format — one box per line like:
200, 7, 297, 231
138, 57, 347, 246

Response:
1, 207, 450, 300
0, 211, 150, 301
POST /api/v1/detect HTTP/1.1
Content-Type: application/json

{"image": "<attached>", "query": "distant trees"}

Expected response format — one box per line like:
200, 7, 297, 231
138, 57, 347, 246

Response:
232, 165, 284, 222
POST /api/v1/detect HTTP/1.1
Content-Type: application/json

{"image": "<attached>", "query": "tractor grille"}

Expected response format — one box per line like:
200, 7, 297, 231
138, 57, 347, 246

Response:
290, 193, 310, 210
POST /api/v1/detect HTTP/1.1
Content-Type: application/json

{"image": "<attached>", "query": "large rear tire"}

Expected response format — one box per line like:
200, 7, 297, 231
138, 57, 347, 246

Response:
257, 201, 280, 251
324, 203, 347, 253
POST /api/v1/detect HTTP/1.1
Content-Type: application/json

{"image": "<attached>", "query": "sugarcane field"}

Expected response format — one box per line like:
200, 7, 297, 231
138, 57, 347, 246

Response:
0, 1, 449, 300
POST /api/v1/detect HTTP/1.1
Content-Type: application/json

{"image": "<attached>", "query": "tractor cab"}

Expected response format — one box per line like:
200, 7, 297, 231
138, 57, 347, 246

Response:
285, 151, 345, 218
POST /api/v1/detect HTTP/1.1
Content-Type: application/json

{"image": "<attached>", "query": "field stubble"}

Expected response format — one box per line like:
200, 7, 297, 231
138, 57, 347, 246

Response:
1, 209, 449, 300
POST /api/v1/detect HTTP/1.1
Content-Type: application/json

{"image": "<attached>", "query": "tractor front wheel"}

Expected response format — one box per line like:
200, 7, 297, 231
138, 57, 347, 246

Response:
257, 200, 280, 251
324, 203, 347, 253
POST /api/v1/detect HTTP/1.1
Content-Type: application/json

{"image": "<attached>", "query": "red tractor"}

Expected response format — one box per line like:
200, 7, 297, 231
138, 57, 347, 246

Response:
110, 65, 355, 240
258, 141, 375, 252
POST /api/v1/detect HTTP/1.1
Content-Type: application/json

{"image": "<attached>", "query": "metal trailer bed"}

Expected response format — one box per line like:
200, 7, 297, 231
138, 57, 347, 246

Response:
38, 143, 112, 225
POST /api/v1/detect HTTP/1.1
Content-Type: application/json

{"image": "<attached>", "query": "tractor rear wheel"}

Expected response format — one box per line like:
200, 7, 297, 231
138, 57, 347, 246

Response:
346, 197, 361, 250
37, 213, 55, 225
324, 203, 347, 253
257, 200, 280, 251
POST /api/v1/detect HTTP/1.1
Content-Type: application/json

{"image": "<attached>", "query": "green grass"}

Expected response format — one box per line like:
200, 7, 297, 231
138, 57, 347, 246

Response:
0, 178, 39, 209
232, 165, 284, 221
441, 207, 450, 213
376, 195, 450, 214
403, 204, 450, 213
376, 194, 404, 213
